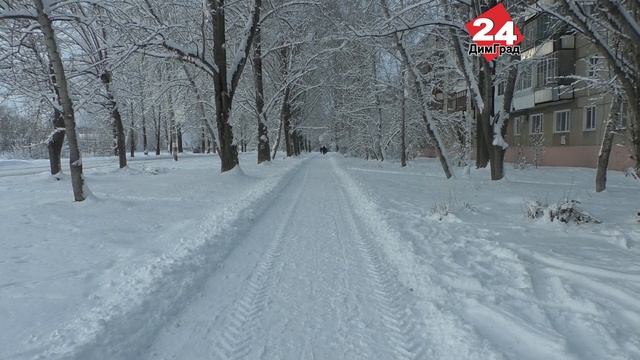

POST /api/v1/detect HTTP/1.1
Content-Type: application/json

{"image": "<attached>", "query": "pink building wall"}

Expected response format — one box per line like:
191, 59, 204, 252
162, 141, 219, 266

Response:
505, 145, 635, 170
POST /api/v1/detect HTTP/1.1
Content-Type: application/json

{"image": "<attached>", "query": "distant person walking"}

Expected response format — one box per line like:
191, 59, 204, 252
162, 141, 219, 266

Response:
320, 146, 328, 155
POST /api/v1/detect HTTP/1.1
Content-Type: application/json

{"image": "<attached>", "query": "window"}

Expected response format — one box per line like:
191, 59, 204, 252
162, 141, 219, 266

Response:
514, 116, 522, 135
537, 56, 558, 87
523, 15, 554, 49
536, 15, 554, 44
447, 93, 455, 112
516, 63, 532, 91
531, 114, 544, 134
584, 106, 596, 130
523, 21, 536, 49
554, 110, 571, 133
588, 56, 601, 78
497, 82, 505, 96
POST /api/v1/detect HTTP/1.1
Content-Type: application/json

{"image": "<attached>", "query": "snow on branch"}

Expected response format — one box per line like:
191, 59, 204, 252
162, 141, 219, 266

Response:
0, 10, 37, 21
153, 40, 218, 78
227, 0, 261, 97
260, 1, 321, 24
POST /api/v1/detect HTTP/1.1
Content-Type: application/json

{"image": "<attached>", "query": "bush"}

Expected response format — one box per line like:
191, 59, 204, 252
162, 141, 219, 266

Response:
429, 198, 476, 222
624, 167, 639, 180
526, 199, 601, 224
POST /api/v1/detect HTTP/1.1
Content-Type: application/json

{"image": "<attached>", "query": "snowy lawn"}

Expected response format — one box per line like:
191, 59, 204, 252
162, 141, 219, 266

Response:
337, 155, 640, 360
2, 152, 639, 360
0, 152, 305, 359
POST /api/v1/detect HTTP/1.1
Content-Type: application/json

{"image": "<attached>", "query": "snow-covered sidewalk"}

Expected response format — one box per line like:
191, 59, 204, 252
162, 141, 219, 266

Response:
2, 153, 639, 359
144, 154, 434, 360
338, 156, 640, 360
0, 153, 305, 359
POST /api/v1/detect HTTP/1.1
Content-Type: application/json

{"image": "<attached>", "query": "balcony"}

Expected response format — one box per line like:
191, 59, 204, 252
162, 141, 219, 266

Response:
534, 85, 575, 104
522, 35, 575, 60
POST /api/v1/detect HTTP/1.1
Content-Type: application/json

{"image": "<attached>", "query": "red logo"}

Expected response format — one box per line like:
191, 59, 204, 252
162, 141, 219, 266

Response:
465, 3, 524, 61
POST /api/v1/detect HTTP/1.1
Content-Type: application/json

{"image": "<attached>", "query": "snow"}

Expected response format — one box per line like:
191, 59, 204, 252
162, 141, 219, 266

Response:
0, 152, 304, 359
338, 156, 640, 360
1, 153, 639, 359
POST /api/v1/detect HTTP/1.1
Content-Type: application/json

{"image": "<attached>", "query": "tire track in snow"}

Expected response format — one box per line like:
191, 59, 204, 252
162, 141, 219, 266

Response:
212, 168, 311, 360
355, 232, 427, 360
333, 175, 427, 360
32, 158, 309, 360
331, 157, 505, 360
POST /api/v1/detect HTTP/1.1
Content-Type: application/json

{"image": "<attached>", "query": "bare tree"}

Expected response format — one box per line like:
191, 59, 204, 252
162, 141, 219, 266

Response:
33, 0, 86, 200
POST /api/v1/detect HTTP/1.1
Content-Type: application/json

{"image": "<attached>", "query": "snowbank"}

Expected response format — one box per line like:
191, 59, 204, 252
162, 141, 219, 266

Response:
0, 153, 306, 359
336, 156, 640, 360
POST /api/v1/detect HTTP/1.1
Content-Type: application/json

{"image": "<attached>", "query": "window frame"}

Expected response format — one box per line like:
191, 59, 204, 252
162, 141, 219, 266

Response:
516, 63, 532, 91
584, 105, 597, 131
554, 110, 571, 133
587, 56, 600, 78
537, 56, 558, 87
530, 113, 544, 134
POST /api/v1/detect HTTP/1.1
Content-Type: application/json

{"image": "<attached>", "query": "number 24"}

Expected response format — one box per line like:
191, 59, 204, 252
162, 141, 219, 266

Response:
473, 18, 518, 46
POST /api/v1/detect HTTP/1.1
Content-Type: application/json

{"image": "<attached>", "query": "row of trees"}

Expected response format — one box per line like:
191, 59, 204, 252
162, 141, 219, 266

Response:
324, 0, 638, 191
1, 0, 638, 201
0, 0, 325, 200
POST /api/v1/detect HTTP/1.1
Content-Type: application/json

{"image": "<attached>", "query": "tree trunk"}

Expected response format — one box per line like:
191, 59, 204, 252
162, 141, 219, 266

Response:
377, 106, 384, 162
48, 109, 65, 176
112, 124, 118, 157
153, 106, 161, 156
142, 101, 148, 155
476, 59, 492, 169
596, 98, 622, 192
208, 0, 261, 172
252, 23, 271, 164
168, 94, 179, 161
400, 73, 407, 168
272, 113, 284, 160
164, 118, 170, 153
211, 4, 237, 172
292, 131, 300, 155
373, 61, 385, 162
101, 72, 127, 168
334, 122, 340, 152
35, 0, 85, 201
282, 89, 294, 157
155, 125, 161, 156
113, 107, 126, 167
129, 117, 135, 158
201, 127, 207, 153
490, 54, 519, 180
177, 125, 183, 153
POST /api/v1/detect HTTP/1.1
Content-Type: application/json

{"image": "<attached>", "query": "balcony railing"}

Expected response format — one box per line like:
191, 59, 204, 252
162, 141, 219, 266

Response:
534, 85, 575, 104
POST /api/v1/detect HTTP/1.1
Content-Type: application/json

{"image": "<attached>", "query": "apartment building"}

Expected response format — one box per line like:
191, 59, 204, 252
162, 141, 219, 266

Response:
496, 12, 635, 170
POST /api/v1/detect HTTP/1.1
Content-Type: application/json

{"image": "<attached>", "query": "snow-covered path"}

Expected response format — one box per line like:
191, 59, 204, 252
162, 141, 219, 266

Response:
145, 156, 426, 360
3, 154, 639, 359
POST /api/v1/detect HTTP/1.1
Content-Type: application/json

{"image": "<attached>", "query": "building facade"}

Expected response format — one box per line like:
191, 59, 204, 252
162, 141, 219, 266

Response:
495, 12, 635, 170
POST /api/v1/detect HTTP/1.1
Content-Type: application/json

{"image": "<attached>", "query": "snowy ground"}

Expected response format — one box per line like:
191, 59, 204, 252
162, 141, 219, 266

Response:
0, 152, 304, 359
340, 156, 640, 360
1, 153, 639, 359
